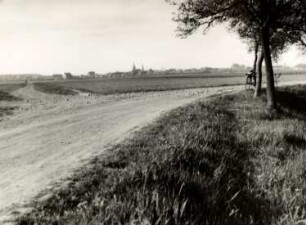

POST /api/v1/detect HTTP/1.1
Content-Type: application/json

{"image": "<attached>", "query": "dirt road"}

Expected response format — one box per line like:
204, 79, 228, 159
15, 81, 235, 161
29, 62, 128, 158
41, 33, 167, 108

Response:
0, 81, 304, 223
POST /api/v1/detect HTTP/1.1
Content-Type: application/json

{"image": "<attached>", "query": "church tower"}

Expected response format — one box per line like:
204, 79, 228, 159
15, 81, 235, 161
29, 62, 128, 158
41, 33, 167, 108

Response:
132, 63, 137, 75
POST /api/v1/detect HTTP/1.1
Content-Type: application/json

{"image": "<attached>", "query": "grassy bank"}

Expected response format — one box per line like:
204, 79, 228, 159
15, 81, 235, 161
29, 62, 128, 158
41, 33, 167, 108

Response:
0, 105, 18, 118
0, 91, 21, 102
17, 85, 306, 225
0, 89, 22, 119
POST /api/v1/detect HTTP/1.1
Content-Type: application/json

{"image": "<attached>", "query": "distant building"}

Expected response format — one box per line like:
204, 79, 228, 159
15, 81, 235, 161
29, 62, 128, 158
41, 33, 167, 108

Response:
64, 73, 73, 80
132, 63, 137, 75
131, 63, 146, 76
110, 72, 124, 77
88, 71, 96, 78
52, 74, 63, 80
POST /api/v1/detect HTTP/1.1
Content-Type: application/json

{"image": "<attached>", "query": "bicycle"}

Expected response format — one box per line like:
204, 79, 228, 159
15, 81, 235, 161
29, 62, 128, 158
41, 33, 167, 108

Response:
245, 71, 256, 90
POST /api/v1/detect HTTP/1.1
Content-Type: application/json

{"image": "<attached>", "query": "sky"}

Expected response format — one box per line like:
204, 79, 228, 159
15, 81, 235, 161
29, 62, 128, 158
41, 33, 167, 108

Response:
0, 0, 305, 75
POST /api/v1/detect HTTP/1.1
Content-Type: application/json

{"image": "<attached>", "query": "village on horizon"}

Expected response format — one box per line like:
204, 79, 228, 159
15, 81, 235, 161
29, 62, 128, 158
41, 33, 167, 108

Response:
0, 62, 305, 82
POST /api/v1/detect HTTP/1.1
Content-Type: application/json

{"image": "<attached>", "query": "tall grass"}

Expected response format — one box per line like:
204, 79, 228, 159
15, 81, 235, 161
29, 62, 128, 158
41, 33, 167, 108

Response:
0, 90, 22, 119
0, 105, 18, 118
0, 91, 22, 102
17, 85, 306, 225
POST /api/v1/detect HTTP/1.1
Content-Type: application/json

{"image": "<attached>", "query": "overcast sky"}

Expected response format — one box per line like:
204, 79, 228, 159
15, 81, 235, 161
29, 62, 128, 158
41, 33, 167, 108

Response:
0, 0, 304, 75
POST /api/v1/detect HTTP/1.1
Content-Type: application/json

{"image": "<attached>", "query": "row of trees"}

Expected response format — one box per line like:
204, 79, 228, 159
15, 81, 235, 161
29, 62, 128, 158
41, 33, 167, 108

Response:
167, 0, 306, 110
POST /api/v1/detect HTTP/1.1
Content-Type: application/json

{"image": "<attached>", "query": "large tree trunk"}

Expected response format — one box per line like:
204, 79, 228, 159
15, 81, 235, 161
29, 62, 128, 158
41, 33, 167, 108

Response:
261, 25, 276, 109
252, 42, 259, 72
254, 50, 264, 98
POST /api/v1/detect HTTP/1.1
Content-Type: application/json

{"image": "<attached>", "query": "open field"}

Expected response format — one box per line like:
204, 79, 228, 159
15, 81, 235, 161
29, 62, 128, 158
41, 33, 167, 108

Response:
14, 84, 306, 225
33, 73, 305, 95
0, 83, 246, 224
0, 78, 304, 224
0, 82, 27, 93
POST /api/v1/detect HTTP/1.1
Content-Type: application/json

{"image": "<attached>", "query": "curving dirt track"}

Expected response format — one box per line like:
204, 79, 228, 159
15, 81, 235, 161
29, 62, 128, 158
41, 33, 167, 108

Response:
0, 81, 304, 223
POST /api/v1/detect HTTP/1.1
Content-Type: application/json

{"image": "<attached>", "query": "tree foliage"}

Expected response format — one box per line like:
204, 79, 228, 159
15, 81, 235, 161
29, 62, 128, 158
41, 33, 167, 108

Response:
167, 0, 306, 109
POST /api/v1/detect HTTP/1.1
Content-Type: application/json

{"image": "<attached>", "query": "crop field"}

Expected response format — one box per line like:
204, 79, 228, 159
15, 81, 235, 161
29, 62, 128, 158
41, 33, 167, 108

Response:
0, 82, 26, 93
34, 76, 245, 95
33, 73, 305, 95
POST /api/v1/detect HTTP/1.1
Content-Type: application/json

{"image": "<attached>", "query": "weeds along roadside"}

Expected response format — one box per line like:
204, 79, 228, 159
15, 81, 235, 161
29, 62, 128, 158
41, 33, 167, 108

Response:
0, 85, 23, 119
17, 85, 306, 225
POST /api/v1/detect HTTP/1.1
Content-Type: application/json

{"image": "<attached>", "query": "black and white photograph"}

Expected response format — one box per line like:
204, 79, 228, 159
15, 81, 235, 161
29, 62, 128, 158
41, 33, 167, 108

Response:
0, 0, 305, 224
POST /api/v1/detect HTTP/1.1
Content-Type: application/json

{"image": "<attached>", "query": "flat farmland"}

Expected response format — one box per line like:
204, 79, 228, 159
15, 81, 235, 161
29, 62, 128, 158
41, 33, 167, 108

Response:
0, 76, 305, 223
0, 82, 26, 93
34, 73, 306, 95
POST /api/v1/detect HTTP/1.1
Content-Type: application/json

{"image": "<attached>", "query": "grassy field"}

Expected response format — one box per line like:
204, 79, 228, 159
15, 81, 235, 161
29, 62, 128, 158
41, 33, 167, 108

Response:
33, 82, 78, 96
17, 85, 306, 225
33, 73, 305, 95
0, 82, 26, 93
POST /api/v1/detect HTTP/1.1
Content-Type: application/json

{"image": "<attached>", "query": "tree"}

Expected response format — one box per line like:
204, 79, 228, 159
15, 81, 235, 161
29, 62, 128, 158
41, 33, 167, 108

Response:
240, 4, 306, 97
233, 24, 262, 97
255, 51, 265, 97
167, 0, 306, 110
237, 23, 296, 98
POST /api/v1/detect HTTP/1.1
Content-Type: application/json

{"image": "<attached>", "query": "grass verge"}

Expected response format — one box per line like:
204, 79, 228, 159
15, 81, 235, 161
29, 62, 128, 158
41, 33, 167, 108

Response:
0, 89, 22, 120
0, 106, 18, 118
0, 91, 22, 102
17, 85, 306, 225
